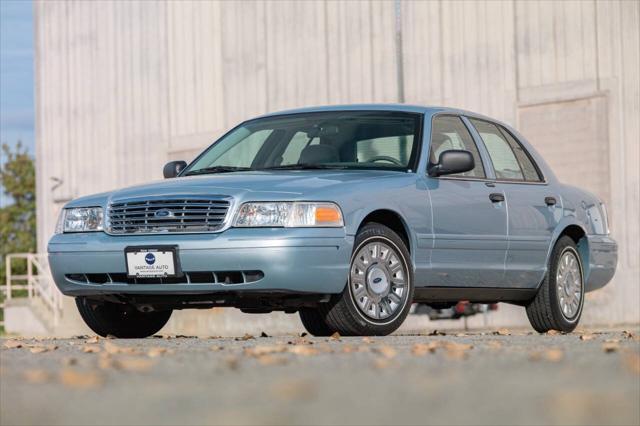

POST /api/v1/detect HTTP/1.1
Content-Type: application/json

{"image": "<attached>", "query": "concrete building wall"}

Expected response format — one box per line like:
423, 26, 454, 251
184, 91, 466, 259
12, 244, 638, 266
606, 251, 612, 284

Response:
35, 0, 639, 328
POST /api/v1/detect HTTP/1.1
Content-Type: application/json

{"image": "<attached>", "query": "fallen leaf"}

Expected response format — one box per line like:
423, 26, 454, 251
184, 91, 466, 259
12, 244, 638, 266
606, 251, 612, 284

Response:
623, 352, 640, 375
59, 369, 104, 389
443, 342, 473, 351
235, 334, 255, 341
411, 342, 440, 356
287, 337, 313, 346
428, 330, 446, 336
72, 335, 89, 339
373, 345, 397, 359
147, 347, 171, 358
29, 346, 52, 354
260, 331, 270, 338
544, 348, 564, 362
210, 346, 224, 352
530, 348, 564, 362
442, 342, 473, 360
546, 330, 559, 336
494, 328, 510, 336
112, 357, 155, 372
23, 369, 51, 384
256, 354, 289, 366
3, 340, 23, 349
602, 341, 620, 353
103, 341, 138, 355
621, 330, 635, 340
329, 332, 341, 341
341, 345, 357, 353
82, 345, 101, 353
579, 334, 595, 341
85, 336, 100, 344
244, 345, 287, 357
299, 332, 308, 338
288, 345, 319, 356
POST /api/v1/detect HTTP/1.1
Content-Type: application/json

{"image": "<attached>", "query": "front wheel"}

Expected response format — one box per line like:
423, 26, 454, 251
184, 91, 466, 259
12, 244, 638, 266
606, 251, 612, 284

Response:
320, 223, 414, 336
526, 236, 585, 333
76, 297, 172, 338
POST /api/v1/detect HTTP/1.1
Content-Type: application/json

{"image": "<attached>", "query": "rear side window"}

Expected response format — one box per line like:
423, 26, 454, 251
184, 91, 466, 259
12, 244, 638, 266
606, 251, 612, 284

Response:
469, 119, 542, 182
430, 116, 485, 178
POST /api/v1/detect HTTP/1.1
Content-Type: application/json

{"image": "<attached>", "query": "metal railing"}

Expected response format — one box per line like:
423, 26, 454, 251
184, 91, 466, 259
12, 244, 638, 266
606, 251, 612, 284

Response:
1, 253, 62, 328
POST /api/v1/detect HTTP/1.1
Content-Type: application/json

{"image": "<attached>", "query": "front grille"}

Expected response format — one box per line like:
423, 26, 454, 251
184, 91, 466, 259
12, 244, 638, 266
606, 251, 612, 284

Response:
106, 196, 231, 234
66, 271, 264, 285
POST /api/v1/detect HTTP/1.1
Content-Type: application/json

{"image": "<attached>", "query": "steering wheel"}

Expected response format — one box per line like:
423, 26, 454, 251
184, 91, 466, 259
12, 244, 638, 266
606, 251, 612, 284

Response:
367, 156, 404, 166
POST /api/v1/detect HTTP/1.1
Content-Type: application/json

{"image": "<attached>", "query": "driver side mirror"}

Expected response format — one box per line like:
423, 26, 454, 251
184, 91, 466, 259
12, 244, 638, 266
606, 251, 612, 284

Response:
428, 150, 474, 177
163, 160, 187, 179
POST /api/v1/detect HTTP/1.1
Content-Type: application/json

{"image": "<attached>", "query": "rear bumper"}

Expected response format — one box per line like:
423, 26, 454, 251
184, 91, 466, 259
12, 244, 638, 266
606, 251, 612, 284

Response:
48, 228, 353, 296
585, 235, 617, 292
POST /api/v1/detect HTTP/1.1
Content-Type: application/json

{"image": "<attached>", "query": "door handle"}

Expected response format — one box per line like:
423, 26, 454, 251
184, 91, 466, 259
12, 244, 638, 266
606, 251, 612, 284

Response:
545, 196, 557, 206
489, 193, 505, 203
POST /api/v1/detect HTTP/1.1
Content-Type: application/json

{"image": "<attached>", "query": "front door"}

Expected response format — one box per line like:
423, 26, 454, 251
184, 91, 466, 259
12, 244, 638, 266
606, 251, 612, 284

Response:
425, 115, 508, 287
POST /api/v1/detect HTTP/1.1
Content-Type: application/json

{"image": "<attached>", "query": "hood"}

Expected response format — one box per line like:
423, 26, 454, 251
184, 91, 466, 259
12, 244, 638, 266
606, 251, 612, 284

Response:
66, 170, 405, 207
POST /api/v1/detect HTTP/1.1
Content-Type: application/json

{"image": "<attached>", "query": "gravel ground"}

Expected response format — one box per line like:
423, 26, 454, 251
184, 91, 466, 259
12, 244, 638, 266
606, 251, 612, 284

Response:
1, 328, 639, 426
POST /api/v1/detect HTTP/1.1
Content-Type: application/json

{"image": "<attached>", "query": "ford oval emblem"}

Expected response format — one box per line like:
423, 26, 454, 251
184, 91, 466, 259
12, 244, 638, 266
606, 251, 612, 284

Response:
154, 209, 174, 218
373, 277, 383, 284
145, 253, 156, 265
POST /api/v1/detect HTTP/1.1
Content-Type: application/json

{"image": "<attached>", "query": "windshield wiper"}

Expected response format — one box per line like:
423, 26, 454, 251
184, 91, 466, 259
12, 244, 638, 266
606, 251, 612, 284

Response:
184, 166, 252, 176
259, 163, 350, 171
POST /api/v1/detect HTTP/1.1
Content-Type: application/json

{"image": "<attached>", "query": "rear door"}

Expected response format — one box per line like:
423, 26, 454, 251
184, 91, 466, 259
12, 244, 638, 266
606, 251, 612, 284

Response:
467, 118, 562, 288
425, 115, 508, 287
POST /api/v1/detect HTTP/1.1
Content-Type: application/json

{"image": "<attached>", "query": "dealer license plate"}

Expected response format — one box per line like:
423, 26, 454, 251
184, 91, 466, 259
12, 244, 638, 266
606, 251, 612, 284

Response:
125, 246, 179, 278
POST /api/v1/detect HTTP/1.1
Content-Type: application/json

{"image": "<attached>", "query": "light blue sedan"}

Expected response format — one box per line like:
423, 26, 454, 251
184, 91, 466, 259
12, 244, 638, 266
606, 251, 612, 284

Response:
48, 105, 617, 337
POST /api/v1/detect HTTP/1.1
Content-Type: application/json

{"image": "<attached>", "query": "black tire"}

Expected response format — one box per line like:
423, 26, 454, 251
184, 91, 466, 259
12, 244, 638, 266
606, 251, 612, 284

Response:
319, 222, 414, 336
76, 297, 172, 338
526, 236, 585, 333
298, 308, 335, 337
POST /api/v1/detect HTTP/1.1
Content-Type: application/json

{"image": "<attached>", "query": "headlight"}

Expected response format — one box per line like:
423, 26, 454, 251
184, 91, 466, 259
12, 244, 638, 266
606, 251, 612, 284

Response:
55, 207, 104, 233
234, 202, 344, 227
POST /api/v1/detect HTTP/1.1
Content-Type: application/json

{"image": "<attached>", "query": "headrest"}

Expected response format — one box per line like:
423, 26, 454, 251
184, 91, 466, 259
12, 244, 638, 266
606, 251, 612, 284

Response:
298, 144, 339, 164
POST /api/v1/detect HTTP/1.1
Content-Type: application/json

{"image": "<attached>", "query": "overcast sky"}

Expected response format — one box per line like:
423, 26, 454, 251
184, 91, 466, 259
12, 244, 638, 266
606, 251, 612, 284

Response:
0, 0, 34, 154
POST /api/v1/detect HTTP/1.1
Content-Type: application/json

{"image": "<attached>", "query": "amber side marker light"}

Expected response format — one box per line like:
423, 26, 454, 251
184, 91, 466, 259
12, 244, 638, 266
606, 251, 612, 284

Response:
315, 206, 342, 225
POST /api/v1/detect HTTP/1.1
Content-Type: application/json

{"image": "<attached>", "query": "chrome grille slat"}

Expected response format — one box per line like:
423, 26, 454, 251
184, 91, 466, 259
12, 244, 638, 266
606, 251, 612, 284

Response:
106, 197, 231, 234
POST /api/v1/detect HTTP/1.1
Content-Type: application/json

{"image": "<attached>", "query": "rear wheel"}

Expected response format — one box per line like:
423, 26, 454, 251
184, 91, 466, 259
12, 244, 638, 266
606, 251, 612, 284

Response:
526, 236, 585, 333
320, 223, 414, 336
298, 308, 335, 336
76, 297, 172, 338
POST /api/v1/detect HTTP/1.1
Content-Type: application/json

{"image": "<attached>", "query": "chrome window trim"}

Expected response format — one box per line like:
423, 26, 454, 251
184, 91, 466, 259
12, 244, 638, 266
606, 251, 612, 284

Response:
426, 112, 548, 185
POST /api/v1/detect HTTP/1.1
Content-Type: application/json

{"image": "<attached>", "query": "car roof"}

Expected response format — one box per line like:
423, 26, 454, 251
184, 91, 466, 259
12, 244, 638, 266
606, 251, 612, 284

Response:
257, 103, 501, 124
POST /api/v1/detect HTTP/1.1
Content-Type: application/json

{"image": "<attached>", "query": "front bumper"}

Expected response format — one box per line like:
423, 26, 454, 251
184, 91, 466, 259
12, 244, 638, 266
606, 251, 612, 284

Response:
585, 235, 618, 292
48, 228, 353, 296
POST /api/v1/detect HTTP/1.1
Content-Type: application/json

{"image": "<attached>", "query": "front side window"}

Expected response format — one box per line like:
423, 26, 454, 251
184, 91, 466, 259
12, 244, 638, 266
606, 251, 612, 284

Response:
183, 111, 422, 175
469, 119, 541, 182
429, 115, 485, 178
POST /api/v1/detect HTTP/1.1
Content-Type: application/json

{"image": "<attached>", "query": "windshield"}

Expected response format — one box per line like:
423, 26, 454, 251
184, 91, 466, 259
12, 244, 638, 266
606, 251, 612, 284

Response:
183, 111, 422, 175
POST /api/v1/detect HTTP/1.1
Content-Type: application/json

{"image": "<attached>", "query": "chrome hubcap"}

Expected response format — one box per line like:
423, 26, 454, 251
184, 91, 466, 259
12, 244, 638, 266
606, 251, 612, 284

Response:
556, 250, 582, 319
350, 240, 408, 320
